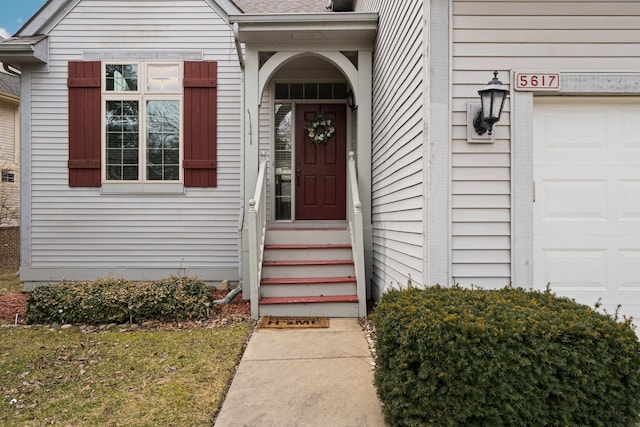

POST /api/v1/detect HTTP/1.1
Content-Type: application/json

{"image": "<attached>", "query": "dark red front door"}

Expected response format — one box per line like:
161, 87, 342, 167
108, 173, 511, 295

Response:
295, 104, 347, 220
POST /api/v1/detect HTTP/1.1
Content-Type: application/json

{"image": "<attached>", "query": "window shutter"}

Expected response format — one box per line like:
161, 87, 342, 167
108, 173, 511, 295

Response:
184, 61, 217, 187
68, 61, 101, 187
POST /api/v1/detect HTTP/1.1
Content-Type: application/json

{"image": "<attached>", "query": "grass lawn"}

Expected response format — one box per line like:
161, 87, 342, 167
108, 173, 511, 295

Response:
0, 268, 22, 296
0, 323, 252, 426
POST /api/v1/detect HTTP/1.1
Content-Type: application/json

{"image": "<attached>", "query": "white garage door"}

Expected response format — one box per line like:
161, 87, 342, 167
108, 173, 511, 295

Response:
534, 98, 640, 323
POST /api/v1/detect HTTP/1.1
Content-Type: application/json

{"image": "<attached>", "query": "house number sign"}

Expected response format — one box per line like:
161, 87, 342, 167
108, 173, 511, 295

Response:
515, 73, 561, 91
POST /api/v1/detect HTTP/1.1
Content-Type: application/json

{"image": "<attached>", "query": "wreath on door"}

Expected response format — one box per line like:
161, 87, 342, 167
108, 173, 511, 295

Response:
305, 115, 336, 144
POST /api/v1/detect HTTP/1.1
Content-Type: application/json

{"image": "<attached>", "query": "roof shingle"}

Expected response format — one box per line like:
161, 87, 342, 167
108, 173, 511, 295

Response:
232, 0, 330, 14
0, 71, 19, 98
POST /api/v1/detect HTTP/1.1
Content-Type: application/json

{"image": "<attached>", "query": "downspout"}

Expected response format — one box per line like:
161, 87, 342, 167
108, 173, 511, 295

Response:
214, 285, 243, 305
233, 23, 245, 70
233, 22, 246, 285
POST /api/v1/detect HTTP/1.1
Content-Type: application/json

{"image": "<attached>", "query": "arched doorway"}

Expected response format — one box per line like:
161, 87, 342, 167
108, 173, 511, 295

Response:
266, 56, 352, 222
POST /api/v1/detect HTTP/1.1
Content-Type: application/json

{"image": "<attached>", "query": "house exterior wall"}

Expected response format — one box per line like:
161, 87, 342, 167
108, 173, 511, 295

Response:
355, 0, 428, 293
21, 0, 242, 282
452, 0, 640, 288
0, 93, 20, 228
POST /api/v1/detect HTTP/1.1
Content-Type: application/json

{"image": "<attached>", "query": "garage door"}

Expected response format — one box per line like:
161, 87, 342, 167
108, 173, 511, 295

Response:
534, 98, 640, 323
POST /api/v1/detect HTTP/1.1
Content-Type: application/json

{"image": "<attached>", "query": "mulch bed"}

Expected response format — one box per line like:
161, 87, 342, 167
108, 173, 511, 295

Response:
0, 290, 251, 328
0, 293, 27, 325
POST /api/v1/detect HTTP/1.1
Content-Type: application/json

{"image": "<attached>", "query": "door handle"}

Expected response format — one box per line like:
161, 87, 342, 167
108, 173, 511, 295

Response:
296, 169, 301, 185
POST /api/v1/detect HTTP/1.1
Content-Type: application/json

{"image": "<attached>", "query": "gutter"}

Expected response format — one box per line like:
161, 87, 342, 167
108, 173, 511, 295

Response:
229, 12, 378, 24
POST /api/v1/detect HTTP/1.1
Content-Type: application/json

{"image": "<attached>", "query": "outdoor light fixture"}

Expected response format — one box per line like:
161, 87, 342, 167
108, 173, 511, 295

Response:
473, 71, 509, 136
346, 88, 357, 111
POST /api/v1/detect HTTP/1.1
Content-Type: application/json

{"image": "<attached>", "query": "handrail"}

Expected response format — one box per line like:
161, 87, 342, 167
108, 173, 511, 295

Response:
347, 151, 367, 317
248, 155, 268, 319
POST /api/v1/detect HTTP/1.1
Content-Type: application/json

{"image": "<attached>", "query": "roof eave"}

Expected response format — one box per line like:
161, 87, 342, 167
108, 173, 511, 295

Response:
0, 36, 49, 66
229, 12, 378, 24
229, 12, 378, 44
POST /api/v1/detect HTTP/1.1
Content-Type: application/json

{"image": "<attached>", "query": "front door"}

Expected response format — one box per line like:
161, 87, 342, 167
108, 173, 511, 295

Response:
295, 104, 347, 220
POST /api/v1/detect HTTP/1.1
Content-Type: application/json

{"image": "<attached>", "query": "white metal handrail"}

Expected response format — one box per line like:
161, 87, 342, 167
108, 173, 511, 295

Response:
347, 151, 367, 317
248, 156, 268, 319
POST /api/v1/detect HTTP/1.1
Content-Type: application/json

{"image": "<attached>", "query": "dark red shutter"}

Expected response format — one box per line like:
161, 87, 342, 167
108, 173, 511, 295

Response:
68, 61, 101, 187
184, 61, 217, 187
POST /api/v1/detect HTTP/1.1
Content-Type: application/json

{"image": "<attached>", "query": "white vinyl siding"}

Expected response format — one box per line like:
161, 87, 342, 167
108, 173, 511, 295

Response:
24, 0, 241, 280
452, 0, 640, 288
0, 100, 19, 227
356, 0, 426, 291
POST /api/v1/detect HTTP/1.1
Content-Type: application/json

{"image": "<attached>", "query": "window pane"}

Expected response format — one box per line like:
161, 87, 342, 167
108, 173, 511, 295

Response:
1, 172, 15, 183
304, 83, 318, 99
164, 166, 179, 181
290, 84, 303, 99
107, 148, 122, 164
106, 100, 139, 181
105, 64, 138, 91
319, 83, 333, 99
275, 83, 289, 99
147, 64, 180, 91
333, 83, 348, 99
123, 166, 139, 180
146, 100, 180, 181
274, 103, 292, 220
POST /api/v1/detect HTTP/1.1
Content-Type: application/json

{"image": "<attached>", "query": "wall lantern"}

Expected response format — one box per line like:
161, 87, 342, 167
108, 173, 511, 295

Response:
473, 71, 508, 136
346, 88, 357, 111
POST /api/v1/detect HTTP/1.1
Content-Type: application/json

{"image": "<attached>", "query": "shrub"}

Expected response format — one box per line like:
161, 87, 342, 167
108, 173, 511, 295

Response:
24, 276, 214, 324
373, 285, 640, 427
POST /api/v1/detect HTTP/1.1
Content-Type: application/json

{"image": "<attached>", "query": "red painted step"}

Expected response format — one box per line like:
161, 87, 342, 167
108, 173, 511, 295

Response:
262, 259, 354, 267
267, 227, 348, 231
264, 243, 352, 250
261, 277, 356, 285
260, 295, 359, 305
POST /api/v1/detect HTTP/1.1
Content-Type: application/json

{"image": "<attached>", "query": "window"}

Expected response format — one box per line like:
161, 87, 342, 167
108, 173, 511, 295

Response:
274, 104, 292, 220
274, 82, 348, 100
104, 62, 182, 183
1, 171, 15, 183
68, 60, 218, 188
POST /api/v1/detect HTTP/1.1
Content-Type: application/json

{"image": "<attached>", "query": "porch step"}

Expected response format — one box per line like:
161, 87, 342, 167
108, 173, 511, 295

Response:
263, 244, 353, 261
259, 295, 360, 317
262, 259, 355, 279
261, 276, 357, 297
265, 228, 351, 245
259, 227, 359, 317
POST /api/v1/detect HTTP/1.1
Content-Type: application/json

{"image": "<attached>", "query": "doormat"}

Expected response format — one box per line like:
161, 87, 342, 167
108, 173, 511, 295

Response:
259, 316, 330, 329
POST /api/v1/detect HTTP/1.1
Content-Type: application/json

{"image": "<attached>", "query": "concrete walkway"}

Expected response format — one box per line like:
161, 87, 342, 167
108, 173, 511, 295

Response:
214, 318, 387, 427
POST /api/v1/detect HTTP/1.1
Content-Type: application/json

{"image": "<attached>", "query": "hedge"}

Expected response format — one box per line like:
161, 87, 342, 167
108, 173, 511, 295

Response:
373, 285, 640, 427
24, 276, 214, 325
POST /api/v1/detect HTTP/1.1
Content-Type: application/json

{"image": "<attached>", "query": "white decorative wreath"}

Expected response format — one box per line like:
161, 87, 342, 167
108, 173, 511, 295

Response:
305, 116, 336, 144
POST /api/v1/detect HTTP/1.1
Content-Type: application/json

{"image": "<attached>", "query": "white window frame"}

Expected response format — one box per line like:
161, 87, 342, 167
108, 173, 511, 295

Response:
1, 170, 16, 183
101, 61, 184, 186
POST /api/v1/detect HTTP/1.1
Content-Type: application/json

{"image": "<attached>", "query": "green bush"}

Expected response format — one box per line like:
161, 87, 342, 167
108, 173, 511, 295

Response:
373, 285, 640, 427
24, 276, 214, 324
